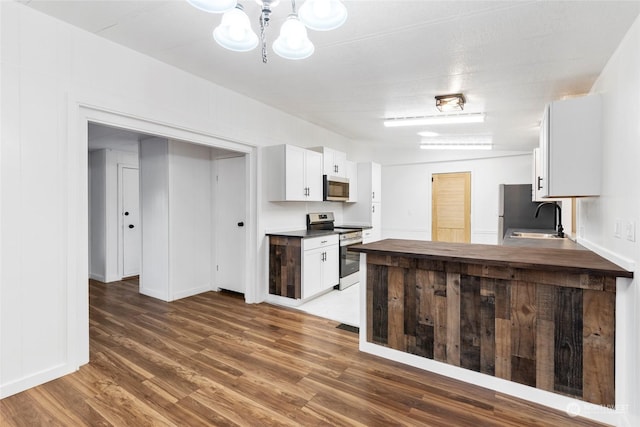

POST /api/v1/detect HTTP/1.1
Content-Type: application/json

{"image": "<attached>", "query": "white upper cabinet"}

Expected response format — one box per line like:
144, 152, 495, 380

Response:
370, 162, 382, 202
536, 95, 602, 198
311, 147, 347, 178
344, 161, 382, 241
265, 144, 323, 201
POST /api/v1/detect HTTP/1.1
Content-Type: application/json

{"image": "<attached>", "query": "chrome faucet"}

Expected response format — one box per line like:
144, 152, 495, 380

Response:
535, 202, 564, 238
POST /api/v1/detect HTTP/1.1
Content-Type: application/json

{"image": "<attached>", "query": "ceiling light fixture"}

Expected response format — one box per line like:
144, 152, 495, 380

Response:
417, 131, 439, 137
435, 93, 466, 112
187, 0, 347, 63
383, 113, 486, 128
419, 135, 492, 150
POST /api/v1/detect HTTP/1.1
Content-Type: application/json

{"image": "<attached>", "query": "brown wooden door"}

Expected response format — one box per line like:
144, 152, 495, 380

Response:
432, 172, 471, 243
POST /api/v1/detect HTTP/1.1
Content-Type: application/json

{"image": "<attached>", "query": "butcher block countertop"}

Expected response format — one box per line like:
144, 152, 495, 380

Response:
350, 238, 633, 279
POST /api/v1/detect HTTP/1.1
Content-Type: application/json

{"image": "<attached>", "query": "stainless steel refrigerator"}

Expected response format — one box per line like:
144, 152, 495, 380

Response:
498, 184, 555, 243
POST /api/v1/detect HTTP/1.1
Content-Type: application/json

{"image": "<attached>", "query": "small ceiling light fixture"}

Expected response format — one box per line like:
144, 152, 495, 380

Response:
383, 112, 485, 128
435, 93, 466, 112
420, 135, 492, 150
187, 0, 346, 63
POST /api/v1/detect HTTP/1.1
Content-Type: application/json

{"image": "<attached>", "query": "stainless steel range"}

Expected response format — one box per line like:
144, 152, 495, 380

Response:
306, 212, 362, 290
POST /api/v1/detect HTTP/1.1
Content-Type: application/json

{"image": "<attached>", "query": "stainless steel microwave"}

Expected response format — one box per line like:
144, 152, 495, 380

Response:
323, 175, 349, 201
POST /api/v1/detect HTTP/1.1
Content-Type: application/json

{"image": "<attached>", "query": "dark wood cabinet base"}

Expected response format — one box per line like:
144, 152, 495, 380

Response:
365, 253, 617, 407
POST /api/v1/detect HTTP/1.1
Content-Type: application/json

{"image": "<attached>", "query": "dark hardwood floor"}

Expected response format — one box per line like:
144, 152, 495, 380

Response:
0, 278, 606, 426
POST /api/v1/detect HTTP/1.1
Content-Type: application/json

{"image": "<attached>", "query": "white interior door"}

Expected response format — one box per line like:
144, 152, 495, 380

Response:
121, 166, 140, 277
215, 156, 246, 294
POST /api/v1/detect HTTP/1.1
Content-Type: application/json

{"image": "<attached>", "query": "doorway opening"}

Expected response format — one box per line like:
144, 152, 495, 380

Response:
432, 172, 471, 243
87, 122, 250, 301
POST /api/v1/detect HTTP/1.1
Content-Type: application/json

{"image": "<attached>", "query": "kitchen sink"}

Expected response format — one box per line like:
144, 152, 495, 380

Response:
510, 231, 564, 239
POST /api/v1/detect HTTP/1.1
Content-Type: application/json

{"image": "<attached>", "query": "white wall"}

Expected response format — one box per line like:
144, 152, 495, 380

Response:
139, 138, 171, 301
89, 150, 108, 281
168, 140, 213, 300
579, 15, 640, 426
382, 153, 533, 244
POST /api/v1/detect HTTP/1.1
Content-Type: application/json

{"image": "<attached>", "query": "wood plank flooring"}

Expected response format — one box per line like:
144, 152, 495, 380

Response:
0, 278, 607, 426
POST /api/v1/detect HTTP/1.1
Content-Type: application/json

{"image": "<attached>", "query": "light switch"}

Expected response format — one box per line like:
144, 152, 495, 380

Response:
626, 221, 636, 242
614, 219, 622, 238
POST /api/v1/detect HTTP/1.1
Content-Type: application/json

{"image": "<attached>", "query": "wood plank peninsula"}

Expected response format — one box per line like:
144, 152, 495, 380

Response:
350, 239, 633, 408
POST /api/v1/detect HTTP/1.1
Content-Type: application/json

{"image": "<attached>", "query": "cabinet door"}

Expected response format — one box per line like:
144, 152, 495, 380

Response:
305, 150, 323, 201
322, 245, 339, 289
333, 150, 347, 178
321, 148, 335, 176
285, 145, 307, 201
369, 202, 382, 242
371, 162, 382, 202
302, 247, 324, 299
532, 148, 544, 202
538, 107, 550, 198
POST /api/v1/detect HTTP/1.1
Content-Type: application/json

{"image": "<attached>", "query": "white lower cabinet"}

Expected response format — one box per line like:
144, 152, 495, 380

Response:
302, 235, 339, 299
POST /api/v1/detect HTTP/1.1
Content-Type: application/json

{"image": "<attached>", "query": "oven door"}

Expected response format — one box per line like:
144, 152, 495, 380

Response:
340, 237, 362, 278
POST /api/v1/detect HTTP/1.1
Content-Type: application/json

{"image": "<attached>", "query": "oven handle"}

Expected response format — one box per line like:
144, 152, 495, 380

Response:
341, 238, 363, 246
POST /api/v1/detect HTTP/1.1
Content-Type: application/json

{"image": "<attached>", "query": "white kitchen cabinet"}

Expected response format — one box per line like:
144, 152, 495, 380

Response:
370, 162, 382, 203
344, 162, 382, 242
302, 235, 339, 299
311, 146, 347, 178
536, 95, 601, 198
346, 160, 358, 203
265, 144, 323, 201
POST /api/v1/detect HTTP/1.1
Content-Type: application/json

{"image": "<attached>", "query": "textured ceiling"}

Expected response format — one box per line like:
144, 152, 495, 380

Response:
22, 0, 640, 152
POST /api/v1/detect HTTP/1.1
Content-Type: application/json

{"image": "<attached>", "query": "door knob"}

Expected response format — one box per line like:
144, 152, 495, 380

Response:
237, 221, 244, 227
124, 211, 129, 216
128, 224, 134, 229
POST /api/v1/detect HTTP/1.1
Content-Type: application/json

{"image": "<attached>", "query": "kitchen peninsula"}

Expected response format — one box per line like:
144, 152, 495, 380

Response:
350, 239, 633, 407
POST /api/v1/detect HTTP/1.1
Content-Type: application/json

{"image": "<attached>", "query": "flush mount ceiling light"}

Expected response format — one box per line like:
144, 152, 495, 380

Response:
383, 113, 486, 128
435, 93, 466, 112
187, 0, 347, 63
419, 135, 492, 150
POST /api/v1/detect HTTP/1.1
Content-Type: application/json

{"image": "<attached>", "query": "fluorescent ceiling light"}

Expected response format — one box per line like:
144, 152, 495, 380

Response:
420, 143, 492, 150
418, 131, 439, 137
384, 113, 485, 127
420, 135, 492, 150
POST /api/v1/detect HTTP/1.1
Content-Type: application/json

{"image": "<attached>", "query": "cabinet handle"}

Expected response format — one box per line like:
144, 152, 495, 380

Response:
372, 191, 375, 199
537, 176, 543, 190
321, 240, 327, 244
372, 205, 375, 213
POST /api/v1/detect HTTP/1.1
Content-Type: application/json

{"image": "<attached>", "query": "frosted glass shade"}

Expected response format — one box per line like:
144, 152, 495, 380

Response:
273, 16, 315, 60
187, 0, 237, 13
213, 7, 259, 52
298, 0, 347, 31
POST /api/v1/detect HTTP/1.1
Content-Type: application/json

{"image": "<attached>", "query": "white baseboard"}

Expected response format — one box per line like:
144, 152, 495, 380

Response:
0, 363, 76, 399
88, 272, 106, 282
170, 285, 211, 301
139, 287, 169, 302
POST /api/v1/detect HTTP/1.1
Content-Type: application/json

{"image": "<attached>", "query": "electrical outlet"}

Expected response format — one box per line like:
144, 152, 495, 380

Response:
614, 219, 622, 238
626, 221, 636, 242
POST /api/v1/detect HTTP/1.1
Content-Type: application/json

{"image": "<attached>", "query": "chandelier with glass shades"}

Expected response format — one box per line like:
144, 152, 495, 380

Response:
187, 0, 347, 63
